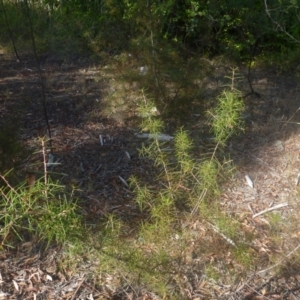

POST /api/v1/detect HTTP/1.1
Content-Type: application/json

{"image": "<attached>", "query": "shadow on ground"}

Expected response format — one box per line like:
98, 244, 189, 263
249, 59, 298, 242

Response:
1, 52, 300, 220
1, 52, 300, 299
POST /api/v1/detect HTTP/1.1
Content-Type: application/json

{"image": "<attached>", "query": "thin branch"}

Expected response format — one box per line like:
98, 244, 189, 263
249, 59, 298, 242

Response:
0, 174, 18, 194
252, 203, 288, 218
257, 243, 300, 274
41, 139, 48, 185
281, 105, 300, 129
207, 221, 237, 247
189, 188, 207, 217
23, 0, 53, 154
70, 276, 85, 300
264, 0, 300, 44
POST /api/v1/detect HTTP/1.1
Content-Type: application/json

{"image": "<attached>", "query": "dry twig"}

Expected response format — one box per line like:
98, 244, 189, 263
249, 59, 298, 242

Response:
252, 203, 288, 218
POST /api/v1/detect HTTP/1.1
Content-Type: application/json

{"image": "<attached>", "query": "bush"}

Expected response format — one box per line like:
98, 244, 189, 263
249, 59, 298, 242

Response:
0, 171, 82, 248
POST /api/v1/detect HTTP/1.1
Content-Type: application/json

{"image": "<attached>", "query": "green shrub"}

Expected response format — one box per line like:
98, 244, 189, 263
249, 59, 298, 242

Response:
0, 172, 82, 248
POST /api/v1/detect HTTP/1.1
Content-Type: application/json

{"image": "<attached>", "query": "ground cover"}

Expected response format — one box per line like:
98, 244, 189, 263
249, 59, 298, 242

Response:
1, 51, 300, 299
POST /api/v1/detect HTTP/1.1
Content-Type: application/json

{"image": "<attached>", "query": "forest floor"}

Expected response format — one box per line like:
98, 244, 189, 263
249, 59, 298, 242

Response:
1, 53, 300, 299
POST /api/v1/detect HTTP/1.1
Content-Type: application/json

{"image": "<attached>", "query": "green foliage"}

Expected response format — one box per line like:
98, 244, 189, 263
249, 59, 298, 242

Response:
208, 89, 245, 145
1, 0, 300, 66
174, 128, 194, 174
198, 160, 220, 196
129, 177, 151, 212
100, 90, 247, 294
0, 174, 82, 247
268, 212, 285, 237
233, 243, 255, 267
205, 264, 221, 281
214, 213, 239, 240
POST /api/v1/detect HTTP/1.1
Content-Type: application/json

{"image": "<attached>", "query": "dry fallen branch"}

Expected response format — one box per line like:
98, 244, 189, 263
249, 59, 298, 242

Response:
70, 276, 86, 300
252, 203, 288, 218
257, 243, 300, 275
207, 221, 237, 247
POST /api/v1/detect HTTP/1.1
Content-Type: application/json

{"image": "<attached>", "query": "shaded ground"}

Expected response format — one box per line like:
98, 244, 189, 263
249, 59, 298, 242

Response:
1, 53, 300, 299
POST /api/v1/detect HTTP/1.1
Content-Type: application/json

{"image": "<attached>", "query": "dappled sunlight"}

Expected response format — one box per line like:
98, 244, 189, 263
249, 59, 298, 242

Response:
1, 0, 300, 298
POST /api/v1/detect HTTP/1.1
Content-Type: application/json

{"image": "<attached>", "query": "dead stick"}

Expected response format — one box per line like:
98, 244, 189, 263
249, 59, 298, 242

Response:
70, 276, 85, 300
257, 243, 300, 275
252, 203, 288, 218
